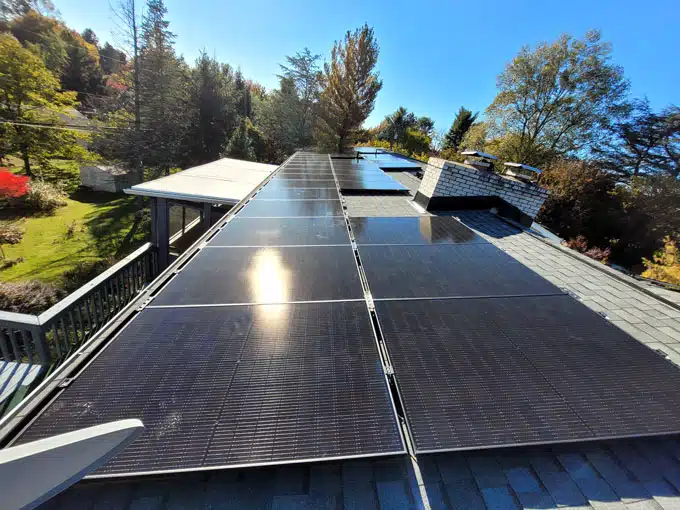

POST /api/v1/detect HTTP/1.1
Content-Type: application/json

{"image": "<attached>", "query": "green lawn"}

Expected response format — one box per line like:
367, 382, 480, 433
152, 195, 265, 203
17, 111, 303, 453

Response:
0, 158, 147, 285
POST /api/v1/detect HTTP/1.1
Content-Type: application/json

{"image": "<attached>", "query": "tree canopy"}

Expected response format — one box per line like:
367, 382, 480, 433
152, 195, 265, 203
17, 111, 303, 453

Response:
0, 32, 80, 175
486, 30, 629, 167
317, 24, 382, 152
443, 107, 477, 152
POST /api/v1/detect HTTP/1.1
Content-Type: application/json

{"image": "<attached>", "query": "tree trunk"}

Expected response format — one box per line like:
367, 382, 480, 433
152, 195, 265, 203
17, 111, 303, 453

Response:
337, 134, 344, 154
21, 143, 31, 177
132, 0, 143, 184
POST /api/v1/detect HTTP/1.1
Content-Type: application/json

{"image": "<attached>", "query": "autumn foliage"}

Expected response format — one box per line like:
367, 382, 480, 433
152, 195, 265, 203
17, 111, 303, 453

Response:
0, 170, 29, 198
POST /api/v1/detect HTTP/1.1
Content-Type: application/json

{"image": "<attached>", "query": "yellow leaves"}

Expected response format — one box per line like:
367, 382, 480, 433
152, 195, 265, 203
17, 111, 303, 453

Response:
642, 237, 680, 285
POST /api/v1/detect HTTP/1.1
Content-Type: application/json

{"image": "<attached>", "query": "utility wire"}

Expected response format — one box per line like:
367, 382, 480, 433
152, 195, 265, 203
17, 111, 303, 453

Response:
0, 119, 151, 132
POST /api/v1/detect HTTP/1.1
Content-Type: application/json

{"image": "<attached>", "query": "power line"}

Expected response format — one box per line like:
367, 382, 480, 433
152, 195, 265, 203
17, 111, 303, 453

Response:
0, 119, 151, 132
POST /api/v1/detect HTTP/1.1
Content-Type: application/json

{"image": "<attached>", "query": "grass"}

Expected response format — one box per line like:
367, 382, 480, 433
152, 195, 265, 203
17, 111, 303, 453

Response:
0, 157, 147, 285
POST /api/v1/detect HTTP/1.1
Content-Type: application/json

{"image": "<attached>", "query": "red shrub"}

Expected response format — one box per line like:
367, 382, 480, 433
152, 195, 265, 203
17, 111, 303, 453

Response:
0, 170, 29, 198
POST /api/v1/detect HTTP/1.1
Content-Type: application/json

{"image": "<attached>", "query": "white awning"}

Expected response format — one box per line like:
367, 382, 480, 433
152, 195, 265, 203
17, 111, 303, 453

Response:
125, 158, 277, 205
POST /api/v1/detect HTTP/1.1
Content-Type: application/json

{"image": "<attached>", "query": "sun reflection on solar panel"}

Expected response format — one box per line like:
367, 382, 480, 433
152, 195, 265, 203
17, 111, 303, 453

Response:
248, 248, 291, 305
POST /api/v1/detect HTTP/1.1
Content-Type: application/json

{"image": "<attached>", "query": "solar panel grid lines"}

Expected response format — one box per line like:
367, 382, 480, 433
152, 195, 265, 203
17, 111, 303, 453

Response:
349, 216, 488, 245
359, 243, 563, 300
373, 295, 680, 454
238, 199, 345, 218
151, 245, 364, 306
15, 303, 405, 475
209, 217, 352, 247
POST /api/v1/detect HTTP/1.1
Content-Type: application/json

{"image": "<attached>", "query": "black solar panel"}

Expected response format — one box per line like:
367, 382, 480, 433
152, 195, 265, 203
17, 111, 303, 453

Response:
256, 179, 337, 193
338, 178, 409, 192
277, 170, 335, 178
16, 303, 404, 475
375, 297, 680, 453
270, 177, 337, 186
359, 244, 562, 299
350, 216, 486, 245
210, 217, 350, 246
254, 187, 339, 200
238, 199, 344, 217
152, 246, 364, 305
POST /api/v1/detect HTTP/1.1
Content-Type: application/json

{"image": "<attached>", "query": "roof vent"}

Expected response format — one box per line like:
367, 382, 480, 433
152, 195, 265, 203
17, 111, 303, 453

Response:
503, 162, 542, 183
460, 150, 498, 172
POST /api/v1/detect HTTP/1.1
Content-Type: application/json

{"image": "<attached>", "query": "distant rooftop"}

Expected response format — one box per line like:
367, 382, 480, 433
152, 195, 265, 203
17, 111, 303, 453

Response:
125, 157, 276, 205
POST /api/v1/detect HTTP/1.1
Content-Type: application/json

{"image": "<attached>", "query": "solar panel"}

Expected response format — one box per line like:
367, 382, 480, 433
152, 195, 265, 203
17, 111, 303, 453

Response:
337, 178, 409, 192
210, 217, 350, 246
270, 177, 337, 186
277, 170, 335, 177
375, 296, 680, 453
361, 154, 422, 170
254, 187, 340, 200
238, 199, 344, 217
16, 303, 404, 475
256, 179, 337, 193
350, 216, 486, 245
359, 244, 562, 299
152, 246, 364, 306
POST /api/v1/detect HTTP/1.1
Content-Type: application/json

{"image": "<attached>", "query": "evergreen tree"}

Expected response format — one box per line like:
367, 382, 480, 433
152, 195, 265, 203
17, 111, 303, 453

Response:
381, 107, 415, 149
317, 24, 382, 152
278, 48, 321, 146
184, 52, 236, 165
444, 107, 477, 151
224, 117, 255, 161
138, 0, 187, 174
99, 42, 126, 75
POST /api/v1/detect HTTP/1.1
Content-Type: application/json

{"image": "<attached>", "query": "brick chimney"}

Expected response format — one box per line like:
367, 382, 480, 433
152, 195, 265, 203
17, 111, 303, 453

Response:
415, 157, 550, 226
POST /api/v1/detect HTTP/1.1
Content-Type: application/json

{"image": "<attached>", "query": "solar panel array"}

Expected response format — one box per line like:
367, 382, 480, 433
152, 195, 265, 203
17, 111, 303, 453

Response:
13, 151, 680, 478
332, 158, 409, 192
351, 215, 680, 454
15, 153, 405, 476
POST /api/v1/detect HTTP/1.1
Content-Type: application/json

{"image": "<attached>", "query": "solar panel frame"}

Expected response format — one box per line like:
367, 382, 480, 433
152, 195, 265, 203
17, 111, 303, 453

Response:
374, 296, 680, 454
150, 245, 365, 306
209, 217, 351, 247
237, 199, 345, 218
253, 187, 340, 201
350, 216, 487, 245
359, 244, 564, 299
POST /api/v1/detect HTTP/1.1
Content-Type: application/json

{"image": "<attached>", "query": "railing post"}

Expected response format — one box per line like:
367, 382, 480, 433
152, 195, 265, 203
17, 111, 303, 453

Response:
30, 326, 50, 365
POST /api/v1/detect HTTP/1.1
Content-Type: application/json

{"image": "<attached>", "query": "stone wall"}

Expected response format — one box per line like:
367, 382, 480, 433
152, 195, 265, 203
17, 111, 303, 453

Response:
420, 157, 549, 219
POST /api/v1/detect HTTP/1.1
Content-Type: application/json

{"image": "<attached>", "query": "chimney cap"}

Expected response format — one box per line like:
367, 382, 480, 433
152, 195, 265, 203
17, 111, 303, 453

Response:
504, 162, 542, 174
460, 150, 498, 161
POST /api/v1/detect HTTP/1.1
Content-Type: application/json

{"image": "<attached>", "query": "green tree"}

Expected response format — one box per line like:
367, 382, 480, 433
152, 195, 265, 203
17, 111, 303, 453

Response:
137, 0, 188, 175
257, 76, 302, 160
380, 107, 415, 149
594, 98, 680, 178
224, 117, 255, 161
60, 29, 105, 101
184, 52, 236, 164
444, 107, 477, 151
401, 128, 431, 155
99, 42, 126, 75
317, 24, 382, 152
278, 47, 321, 147
0, 33, 80, 176
415, 116, 435, 137
9, 10, 67, 74
0, 0, 54, 20
486, 30, 629, 167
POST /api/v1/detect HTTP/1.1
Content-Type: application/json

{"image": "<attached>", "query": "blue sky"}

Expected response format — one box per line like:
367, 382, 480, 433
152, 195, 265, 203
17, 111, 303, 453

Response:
55, 0, 679, 132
